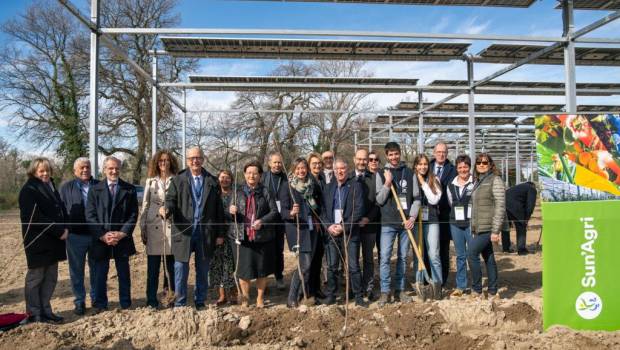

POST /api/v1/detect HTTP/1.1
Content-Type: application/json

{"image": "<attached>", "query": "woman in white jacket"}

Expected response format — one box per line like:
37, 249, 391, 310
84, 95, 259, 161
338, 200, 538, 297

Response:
411, 154, 443, 300
140, 150, 179, 308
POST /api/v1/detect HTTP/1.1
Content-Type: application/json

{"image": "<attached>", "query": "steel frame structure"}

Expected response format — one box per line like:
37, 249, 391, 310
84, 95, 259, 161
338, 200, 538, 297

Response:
57, 0, 619, 184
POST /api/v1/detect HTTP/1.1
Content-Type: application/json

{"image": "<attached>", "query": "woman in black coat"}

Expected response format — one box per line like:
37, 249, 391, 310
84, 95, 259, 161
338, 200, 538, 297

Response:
18, 157, 68, 323
228, 160, 279, 308
280, 158, 322, 308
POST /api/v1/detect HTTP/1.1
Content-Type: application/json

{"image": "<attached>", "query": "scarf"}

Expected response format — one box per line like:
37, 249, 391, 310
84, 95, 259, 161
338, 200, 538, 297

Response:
289, 176, 318, 210
243, 186, 257, 241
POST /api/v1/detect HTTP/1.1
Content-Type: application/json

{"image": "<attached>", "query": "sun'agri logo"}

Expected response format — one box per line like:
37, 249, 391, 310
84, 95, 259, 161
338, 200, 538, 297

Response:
576, 291, 602, 320
576, 217, 602, 320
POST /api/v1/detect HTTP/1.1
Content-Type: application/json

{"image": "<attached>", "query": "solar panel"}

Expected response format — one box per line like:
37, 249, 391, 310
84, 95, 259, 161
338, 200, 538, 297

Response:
186, 75, 419, 92
427, 80, 620, 95
373, 114, 530, 126
160, 37, 470, 61
249, 0, 535, 7
555, 0, 620, 10
396, 101, 620, 112
476, 44, 620, 66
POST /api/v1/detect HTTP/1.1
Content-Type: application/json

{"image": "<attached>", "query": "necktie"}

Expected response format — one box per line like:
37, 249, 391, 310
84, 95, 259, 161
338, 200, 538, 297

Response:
194, 176, 202, 198
436, 166, 443, 177
109, 183, 116, 197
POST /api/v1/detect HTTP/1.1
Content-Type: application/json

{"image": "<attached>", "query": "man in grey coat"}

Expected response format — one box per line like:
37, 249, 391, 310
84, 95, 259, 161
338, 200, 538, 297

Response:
165, 147, 224, 309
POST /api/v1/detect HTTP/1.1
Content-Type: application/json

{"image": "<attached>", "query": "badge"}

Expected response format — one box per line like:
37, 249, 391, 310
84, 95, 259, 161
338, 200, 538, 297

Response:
455, 206, 465, 221
276, 200, 281, 212
399, 194, 408, 210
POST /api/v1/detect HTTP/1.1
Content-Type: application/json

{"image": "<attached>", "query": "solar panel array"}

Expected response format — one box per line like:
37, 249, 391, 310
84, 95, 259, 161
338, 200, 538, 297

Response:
476, 44, 620, 66
249, 0, 536, 7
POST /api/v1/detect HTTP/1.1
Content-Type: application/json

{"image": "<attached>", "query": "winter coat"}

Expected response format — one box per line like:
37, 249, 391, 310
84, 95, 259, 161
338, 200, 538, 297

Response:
139, 177, 173, 256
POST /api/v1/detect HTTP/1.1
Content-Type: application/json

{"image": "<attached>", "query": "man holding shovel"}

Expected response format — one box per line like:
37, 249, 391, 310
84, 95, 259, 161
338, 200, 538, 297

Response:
375, 142, 422, 306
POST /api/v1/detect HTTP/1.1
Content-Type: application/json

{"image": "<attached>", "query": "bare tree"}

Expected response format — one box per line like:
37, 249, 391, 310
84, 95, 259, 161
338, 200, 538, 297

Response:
308, 61, 375, 156
97, 0, 197, 183
0, 1, 88, 174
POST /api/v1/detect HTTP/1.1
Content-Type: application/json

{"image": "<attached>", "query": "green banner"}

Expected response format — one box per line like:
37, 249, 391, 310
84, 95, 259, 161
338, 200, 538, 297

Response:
542, 200, 620, 331
537, 114, 620, 331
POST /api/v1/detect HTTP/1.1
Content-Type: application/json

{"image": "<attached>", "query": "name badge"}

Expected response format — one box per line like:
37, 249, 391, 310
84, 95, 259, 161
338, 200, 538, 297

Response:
422, 206, 429, 221
399, 195, 408, 210
334, 209, 343, 224
276, 200, 281, 212
455, 206, 465, 221
308, 216, 314, 231
467, 204, 472, 219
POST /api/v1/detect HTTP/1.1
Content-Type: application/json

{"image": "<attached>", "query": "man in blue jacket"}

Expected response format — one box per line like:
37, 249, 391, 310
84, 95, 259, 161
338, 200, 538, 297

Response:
59, 157, 99, 315
321, 158, 365, 307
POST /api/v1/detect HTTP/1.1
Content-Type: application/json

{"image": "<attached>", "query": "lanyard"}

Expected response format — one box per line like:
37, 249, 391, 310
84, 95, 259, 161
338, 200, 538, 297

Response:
336, 185, 345, 210
391, 168, 406, 194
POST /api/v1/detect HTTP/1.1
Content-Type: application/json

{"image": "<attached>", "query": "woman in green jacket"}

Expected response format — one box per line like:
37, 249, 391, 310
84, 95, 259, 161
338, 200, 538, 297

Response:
469, 153, 505, 299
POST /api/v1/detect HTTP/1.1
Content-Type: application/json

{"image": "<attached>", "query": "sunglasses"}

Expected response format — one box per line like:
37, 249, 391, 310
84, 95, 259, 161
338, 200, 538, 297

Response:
368, 158, 379, 162
476, 161, 489, 165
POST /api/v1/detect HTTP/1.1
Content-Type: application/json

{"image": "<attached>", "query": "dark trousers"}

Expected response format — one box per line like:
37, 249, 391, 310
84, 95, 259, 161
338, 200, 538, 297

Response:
288, 251, 313, 302
25, 263, 58, 317
439, 221, 451, 286
468, 232, 498, 295
504, 212, 528, 252
308, 235, 324, 296
324, 234, 362, 299
146, 254, 175, 307
275, 230, 285, 280
94, 257, 131, 309
360, 231, 377, 293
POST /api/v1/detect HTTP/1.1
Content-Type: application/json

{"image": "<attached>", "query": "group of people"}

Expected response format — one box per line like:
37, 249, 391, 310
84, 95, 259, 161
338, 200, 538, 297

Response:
19, 140, 532, 323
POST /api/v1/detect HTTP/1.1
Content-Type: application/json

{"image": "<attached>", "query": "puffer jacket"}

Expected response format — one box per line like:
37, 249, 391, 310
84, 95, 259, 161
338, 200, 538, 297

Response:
471, 173, 505, 234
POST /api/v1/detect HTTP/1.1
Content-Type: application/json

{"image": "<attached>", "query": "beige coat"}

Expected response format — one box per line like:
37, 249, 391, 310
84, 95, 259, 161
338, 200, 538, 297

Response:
139, 176, 173, 255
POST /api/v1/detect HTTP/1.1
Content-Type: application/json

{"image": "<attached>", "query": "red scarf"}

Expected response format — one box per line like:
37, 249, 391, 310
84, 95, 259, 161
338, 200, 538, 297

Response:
245, 191, 256, 241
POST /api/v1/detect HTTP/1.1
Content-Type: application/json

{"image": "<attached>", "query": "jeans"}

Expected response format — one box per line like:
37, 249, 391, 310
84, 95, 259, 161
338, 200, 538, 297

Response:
25, 263, 58, 317
146, 255, 175, 307
288, 251, 313, 302
468, 232, 498, 295
449, 225, 472, 290
93, 257, 131, 309
360, 232, 376, 293
275, 230, 285, 280
324, 234, 362, 298
174, 238, 209, 306
413, 223, 442, 285
379, 226, 409, 294
66, 233, 95, 307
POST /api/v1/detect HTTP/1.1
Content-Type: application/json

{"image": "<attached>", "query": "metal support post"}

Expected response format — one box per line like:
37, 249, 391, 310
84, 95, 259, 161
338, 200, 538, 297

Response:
354, 132, 358, 152
515, 125, 521, 184
368, 123, 373, 151
418, 91, 424, 154
388, 115, 394, 141
467, 56, 476, 157
182, 88, 187, 162
89, 0, 99, 174
151, 54, 158, 156
562, 0, 577, 113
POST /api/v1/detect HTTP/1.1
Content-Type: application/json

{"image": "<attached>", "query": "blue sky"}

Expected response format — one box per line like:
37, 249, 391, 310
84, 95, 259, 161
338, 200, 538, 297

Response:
0, 0, 619, 153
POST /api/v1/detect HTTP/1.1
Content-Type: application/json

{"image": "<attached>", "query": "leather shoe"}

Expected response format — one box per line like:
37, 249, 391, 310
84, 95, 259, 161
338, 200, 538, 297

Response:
321, 296, 336, 306
43, 313, 64, 323
74, 304, 85, 316
287, 300, 299, 309
355, 297, 368, 308
28, 315, 44, 323
518, 249, 530, 256
94, 307, 107, 314
195, 302, 206, 310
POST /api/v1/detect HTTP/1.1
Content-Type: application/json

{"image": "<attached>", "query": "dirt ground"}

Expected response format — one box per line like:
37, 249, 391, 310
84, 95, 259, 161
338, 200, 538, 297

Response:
1, 208, 619, 349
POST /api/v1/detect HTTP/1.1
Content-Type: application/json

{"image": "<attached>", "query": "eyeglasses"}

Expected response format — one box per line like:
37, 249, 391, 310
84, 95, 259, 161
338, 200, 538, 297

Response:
187, 157, 203, 162
368, 158, 379, 162
476, 161, 489, 165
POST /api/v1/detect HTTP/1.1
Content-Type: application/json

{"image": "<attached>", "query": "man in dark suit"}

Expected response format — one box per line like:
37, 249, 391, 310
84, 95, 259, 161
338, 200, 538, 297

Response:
502, 181, 537, 255
321, 158, 365, 307
165, 146, 224, 308
86, 156, 138, 312
429, 142, 457, 287
60, 157, 99, 315
351, 148, 381, 301
260, 151, 287, 290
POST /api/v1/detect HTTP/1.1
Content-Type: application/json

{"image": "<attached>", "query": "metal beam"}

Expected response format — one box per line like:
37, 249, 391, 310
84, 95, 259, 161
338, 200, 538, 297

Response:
182, 88, 187, 162
515, 125, 521, 184
57, 0, 186, 113
418, 91, 424, 154
563, 0, 577, 114
467, 56, 475, 157
99, 27, 566, 43
89, 0, 99, 174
